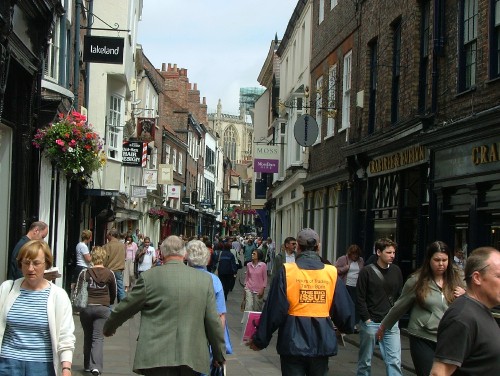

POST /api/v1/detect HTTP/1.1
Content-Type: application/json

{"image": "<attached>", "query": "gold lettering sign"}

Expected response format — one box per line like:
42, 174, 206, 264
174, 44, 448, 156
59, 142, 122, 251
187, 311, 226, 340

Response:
472, 143, 499, 165
369, 146, 426, 174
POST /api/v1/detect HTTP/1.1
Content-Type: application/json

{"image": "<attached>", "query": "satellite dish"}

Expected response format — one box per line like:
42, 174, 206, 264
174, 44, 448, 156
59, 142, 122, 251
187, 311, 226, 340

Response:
294, 114, 319, 147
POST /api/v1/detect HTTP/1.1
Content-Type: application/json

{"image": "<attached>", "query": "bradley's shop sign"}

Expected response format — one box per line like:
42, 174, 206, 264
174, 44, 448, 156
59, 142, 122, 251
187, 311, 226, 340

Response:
368, 145, 427, 176
83, 35, 124, 64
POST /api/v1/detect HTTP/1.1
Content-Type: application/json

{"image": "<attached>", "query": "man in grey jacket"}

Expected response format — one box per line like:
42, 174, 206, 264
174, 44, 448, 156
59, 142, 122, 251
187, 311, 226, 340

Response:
271, 236, 297, 279
103, 235, 225, 375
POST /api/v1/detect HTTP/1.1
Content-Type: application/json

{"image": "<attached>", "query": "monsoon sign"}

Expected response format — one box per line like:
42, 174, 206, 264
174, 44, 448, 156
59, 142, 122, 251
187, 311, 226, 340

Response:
254, 145, 279, 173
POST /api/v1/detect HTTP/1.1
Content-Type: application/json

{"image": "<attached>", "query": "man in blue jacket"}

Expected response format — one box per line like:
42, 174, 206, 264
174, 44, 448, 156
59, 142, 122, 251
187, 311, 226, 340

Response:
248, 228, 355, 376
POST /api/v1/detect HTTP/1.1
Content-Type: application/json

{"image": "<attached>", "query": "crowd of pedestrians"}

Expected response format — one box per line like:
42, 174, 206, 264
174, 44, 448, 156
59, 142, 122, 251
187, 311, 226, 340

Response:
1, 220, 500, 376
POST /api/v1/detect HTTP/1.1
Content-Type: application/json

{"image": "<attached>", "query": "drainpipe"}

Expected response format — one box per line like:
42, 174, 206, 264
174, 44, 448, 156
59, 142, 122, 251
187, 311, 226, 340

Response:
73, 0, 81, 109
84, 0, 93, 110
59, 0, 68, 87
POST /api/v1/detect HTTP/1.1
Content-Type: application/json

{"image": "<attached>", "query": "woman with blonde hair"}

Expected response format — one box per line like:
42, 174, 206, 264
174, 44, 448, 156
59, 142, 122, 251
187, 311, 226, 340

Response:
0, 240, 75, 376
76, 246, 116, 376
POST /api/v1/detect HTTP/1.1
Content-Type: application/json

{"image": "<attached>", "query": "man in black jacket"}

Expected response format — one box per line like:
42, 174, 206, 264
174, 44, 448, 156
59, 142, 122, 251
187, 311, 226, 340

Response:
356, 238, 403, 376
248, 228, 355, 376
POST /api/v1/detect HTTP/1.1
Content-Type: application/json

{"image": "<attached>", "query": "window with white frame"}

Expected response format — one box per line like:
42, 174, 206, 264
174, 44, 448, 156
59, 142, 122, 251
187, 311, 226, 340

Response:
319, 0, 325, 24
107, 95, 124, 160
341, 51, 352, 130
331, 0, 338, 9
165, 144, 171, 164
315, 76, 323, 144
327, 64, 337, 137
44, 17, 61, 81
172, 149, 177, 172
178, 153, 183, 174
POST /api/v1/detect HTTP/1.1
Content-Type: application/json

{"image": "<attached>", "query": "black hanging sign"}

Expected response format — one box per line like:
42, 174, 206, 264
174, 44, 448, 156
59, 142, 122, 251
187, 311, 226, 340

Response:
83, 35, 124, 64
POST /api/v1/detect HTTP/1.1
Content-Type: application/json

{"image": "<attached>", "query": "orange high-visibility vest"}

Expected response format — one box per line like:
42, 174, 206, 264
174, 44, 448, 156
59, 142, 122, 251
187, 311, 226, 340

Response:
284, 263, 337, 317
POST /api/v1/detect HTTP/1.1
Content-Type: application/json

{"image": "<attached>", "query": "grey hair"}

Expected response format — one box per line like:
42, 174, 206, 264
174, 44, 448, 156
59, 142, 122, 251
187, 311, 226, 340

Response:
186, 240, 210, 267
160, 235, 186, 258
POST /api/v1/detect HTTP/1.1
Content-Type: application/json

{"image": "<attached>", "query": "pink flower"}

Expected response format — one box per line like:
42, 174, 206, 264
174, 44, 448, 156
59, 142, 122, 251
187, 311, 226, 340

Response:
56, 139, 65, 147
69, 139, 77, 147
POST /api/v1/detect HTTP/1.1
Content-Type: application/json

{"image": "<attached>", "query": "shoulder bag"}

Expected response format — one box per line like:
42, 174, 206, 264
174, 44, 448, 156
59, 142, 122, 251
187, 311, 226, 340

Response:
368, 263, 394, 306
71, 269, 88, 311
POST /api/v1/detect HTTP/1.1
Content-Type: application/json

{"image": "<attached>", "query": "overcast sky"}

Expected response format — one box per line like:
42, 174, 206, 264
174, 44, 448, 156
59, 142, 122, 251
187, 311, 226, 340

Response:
137, 0, 297, 114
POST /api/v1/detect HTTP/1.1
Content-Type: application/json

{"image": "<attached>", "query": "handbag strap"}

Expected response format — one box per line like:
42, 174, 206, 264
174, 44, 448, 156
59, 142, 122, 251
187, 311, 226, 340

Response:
368, 264, 394, 306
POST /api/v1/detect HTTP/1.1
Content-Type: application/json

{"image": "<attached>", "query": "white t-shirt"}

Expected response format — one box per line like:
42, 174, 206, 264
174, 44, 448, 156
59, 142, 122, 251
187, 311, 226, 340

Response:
346, 261, 360, 287
76, 241, 90, 268
137, 246, 156, 272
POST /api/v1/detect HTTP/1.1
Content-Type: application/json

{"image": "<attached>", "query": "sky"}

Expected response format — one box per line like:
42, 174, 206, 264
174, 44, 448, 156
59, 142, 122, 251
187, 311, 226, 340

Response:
137, 0, 297, 115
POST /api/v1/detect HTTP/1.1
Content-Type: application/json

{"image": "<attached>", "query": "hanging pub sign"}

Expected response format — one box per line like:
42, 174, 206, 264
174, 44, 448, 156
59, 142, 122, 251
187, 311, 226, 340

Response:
294, 114, 319, 147
83, 35, 124, 64
142, 169, 158, 190
167, 185, 181, 199
137, 117, 156, 142
122, 141, 147, 166
158, 164, 173, 184
254, 145, 279, 173
131, 185, 147, 198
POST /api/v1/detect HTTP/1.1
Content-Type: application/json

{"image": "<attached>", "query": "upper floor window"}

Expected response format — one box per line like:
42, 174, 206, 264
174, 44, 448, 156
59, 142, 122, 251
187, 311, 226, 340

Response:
331, 0, 338, 9
319, 0, 325, 24
418, 0, 431, 114
391, 20, 402, 124
489, 0, 500, 79
165, 144, 171, 164
341, 51, 352, 130
315, 75, 324, 144
459, 0, 478, 91
44, 17, 61, 81
172, 149, 177, 172
327, 64, 337, 137
178, 153, 183, 174
368, 40, 378, 134
107, 95, 123, 160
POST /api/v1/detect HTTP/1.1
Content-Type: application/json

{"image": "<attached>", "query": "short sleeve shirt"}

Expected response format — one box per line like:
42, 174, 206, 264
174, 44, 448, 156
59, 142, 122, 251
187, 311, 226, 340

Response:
76, 241, 90, 267
434, 295, 500, 375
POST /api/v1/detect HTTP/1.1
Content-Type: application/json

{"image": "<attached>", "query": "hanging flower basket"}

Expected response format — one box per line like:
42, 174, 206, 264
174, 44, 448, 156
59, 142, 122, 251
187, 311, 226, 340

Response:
148, 208, 167, 221
33, 111, 105, 182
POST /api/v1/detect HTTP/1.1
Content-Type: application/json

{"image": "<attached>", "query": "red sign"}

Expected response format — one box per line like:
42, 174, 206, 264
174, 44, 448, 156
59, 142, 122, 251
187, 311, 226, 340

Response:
137, 117, 156, 142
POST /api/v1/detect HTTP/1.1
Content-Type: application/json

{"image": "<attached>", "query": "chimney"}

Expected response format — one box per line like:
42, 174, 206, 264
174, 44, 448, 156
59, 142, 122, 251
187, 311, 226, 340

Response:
193, 83, 198, 91
161, 63, 166, 71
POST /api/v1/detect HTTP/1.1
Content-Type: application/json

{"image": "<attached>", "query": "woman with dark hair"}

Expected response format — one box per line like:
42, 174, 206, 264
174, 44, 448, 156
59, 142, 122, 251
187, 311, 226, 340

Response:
336, 244, 364, 324
244, 248, 267, 312
376, 241, 465, 376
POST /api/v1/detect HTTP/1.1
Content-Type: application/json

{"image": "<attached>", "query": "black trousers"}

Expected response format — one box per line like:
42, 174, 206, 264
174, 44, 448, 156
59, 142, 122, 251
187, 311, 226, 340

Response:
409, 335, 436, 376
279, 355, 329, 376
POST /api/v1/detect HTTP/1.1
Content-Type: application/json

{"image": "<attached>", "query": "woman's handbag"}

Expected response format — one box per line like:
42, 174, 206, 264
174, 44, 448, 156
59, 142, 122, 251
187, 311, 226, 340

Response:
71, 269, 88, 311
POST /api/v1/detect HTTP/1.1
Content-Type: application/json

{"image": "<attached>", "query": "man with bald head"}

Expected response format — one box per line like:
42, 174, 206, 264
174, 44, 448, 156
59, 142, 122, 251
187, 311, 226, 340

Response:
8, 221, 48, 279
430, 247, 500, 376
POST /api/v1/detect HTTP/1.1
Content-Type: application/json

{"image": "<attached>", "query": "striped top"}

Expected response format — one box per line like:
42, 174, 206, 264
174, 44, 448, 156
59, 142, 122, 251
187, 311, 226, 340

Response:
0, 287, 52, 362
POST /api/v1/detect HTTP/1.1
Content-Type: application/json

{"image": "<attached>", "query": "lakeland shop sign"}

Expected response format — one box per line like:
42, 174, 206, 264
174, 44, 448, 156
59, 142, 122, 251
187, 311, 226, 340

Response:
83, 36, 124, 64
254, 145, 279, 173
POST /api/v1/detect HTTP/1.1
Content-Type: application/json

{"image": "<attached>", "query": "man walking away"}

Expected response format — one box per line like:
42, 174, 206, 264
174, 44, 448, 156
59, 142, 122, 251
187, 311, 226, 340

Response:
103, 228, 126, 302
356, 238, 403, 376
248, 228, 355, 376
103, 235, 225, 375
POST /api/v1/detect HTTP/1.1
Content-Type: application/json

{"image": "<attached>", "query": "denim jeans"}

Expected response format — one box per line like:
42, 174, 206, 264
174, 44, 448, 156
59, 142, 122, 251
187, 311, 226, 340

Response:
80, 305, 110, 372
280, 355, 329, 376
113, 270, 125, 302
357, 320, 402, 376
0, 357, 55, 376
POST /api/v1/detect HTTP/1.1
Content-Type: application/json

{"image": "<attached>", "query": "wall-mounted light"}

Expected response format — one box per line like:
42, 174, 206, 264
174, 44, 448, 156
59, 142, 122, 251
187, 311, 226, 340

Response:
132, 200, 138, 208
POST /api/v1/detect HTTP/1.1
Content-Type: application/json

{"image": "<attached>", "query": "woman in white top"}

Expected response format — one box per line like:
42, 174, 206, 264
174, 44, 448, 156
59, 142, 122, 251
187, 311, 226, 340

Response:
72, 230, 92, 290
335, 244, 364, 325
0, 240, 75, 376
